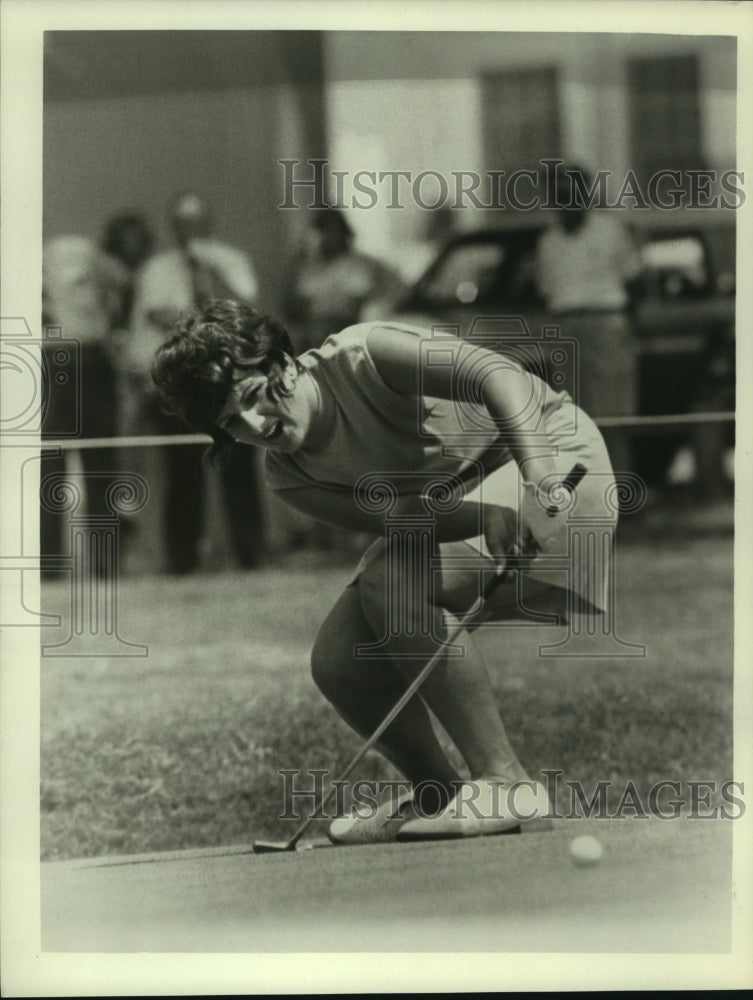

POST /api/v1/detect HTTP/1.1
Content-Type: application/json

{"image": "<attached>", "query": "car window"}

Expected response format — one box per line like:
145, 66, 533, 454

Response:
639, 234, 711, 300
420, 243, 507, 305
418, 238, 544, 307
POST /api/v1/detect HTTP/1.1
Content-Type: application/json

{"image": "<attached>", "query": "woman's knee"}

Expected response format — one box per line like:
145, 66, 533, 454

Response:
356, 557, 385, 623
310, 585, 365, 696
310, 624, 343, 696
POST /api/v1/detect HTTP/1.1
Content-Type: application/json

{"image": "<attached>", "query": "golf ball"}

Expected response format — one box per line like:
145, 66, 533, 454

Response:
569, 835, 603, 867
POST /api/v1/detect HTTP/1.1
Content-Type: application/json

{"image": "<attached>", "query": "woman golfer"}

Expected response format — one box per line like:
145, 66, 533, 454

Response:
152, 300, 616, 843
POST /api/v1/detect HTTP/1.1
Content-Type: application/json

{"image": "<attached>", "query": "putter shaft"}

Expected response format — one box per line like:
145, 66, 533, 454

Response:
251, 567, 510, 853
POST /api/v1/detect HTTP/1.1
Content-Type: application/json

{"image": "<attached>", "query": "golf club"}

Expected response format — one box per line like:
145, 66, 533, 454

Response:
252, 462, 588, 853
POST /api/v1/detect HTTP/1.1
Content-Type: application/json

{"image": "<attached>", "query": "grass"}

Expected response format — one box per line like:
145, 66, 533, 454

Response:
40, 534, 734, 860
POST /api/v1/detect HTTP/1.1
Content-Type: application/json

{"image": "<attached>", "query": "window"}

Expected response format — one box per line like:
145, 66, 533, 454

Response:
421, 243, 507, 305
628, 54, 703, 191
419, 232, 544, 308
481, 66, 562, 203
639, 233, 710, 301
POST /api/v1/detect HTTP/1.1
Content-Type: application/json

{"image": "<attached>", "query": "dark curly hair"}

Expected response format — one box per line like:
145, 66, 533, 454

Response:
151, 299, 300, 461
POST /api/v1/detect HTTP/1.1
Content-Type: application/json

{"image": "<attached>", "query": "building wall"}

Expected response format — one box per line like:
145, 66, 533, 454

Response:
42, 29, 737, 309
44, 86, 310, 315
323, 32, 737, 259
43, 30, 327, 314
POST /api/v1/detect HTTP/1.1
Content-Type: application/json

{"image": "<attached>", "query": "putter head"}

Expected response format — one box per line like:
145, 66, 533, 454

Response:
252, 840, 296, 854
252, 837, 334, 854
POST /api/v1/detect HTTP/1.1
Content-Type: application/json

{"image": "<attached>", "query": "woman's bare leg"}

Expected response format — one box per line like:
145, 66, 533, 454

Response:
311, 584, 462, 809
356, 545, 531, 784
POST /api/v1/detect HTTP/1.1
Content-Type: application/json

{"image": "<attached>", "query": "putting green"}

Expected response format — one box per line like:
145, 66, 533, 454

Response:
42, 816, 732, 953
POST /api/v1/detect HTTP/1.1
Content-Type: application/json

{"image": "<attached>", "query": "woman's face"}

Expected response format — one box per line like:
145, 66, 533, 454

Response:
216, 363, 314, 454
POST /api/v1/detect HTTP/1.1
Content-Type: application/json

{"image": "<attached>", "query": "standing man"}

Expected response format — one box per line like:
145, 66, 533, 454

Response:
535, 165, 642, 485
129, 192, 265, 573
281, 208, 405, 354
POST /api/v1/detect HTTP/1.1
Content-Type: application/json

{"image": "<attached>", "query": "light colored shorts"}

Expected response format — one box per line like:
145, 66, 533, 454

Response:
353, 400, 618, 619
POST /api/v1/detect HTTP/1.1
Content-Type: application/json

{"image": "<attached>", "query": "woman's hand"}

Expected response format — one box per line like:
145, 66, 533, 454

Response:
520, 480, 570, 557
482, 505, 517, 566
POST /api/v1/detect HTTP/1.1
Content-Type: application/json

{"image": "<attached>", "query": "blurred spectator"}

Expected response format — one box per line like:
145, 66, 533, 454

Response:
394, 205, 458, 284
535, 165, 641, 481
281, 208, 405, 353
98, 212, 155, 463
99, 211, 155, 331
129, 192, 265, 574
41, 235, 119, 575
687, 324, 735, 501
278, 208, 405, 552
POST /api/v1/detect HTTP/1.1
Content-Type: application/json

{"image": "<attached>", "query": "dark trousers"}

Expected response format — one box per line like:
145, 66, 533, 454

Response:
40, 343, 118, 573
149, 403, 265, 574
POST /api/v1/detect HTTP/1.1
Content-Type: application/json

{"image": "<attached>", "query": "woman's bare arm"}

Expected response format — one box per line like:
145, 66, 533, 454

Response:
366, 325, 558, 484
276, 483, 515, 548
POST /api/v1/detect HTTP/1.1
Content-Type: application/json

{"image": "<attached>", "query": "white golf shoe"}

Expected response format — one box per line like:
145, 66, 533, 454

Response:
327, 791, 420, 845
397, 778, 552, 840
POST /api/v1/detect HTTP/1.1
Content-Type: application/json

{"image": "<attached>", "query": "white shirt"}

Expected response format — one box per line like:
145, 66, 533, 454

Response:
535, 212, 640, 313
42, 236, 110, 344
129, 240, 258, 377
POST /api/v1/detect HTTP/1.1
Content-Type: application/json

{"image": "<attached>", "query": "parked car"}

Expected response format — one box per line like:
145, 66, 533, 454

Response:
385, 215, 735, 487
